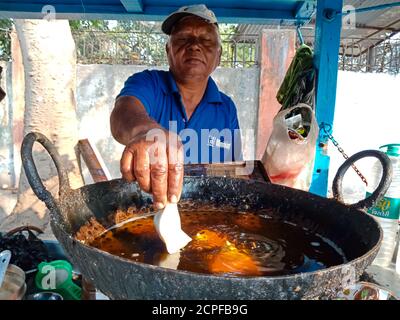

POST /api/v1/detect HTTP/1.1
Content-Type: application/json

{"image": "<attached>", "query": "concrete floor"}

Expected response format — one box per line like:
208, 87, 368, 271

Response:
0, 188, 17, 223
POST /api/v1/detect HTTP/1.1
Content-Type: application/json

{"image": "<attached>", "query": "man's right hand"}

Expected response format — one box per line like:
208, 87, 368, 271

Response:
111, 96, 184, 210
120, 127, 184, 210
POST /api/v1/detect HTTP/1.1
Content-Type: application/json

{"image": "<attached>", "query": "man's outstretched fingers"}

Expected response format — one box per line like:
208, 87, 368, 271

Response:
150, 141, 168, 209
120, 147, 135, 182
134, 145, 151, 193
167, 142, 184, 203
168, 163, 184, 203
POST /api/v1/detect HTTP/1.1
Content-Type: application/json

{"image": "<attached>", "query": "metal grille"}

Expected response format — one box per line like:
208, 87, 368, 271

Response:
303, 34, 400, 75
73, 30, 168, 66
1, 27, 399, 74
72, 30, 259, 67
338, 36, 400, 75
72, 29, 400, 74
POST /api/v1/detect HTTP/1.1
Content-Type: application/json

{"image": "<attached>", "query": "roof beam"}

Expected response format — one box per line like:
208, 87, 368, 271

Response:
355, 24, 399, 32
308, 19, 400, 32
0, 3, 126, 19
120, 0, 143, 13
294, 1, 316, 23
0, 4, 312, 25
350, 17, 400, 48
342, 1, 400, 15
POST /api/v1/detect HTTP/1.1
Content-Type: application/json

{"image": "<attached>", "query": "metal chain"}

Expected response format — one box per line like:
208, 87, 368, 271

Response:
321, 123, 368, 186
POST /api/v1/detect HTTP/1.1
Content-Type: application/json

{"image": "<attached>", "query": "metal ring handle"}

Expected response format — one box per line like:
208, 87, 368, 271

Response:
332, 150, 393, 210
21, 132, 71, 211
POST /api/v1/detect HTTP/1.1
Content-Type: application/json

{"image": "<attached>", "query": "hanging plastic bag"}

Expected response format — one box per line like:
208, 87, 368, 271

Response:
262, 103, 319, 191
277, 45, 315, 110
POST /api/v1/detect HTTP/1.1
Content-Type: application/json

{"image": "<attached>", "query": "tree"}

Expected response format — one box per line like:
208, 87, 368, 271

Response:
0, 19, 83, 234
0, 19, 13, 60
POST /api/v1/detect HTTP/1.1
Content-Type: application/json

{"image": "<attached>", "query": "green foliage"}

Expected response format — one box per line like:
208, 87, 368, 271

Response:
70, 20, 169, 65
112, 21, 168, 65
0, 19, 13, 61
69, 20, 110, 31
219, 24, 257, 68
69, 20, 249, 66
0, 18, 252, 67
70, 20, 113, 64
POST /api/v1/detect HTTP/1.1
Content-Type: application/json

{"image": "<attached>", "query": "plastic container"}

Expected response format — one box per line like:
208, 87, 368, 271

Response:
0, 264, 26, 300
366, 144, 400, 267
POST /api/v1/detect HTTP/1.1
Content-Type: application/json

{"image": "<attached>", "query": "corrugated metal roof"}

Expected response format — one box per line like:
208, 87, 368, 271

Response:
235, 0, 400, 55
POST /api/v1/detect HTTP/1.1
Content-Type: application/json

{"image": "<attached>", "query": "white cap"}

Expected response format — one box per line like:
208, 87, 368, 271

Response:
161, 4, 218, 35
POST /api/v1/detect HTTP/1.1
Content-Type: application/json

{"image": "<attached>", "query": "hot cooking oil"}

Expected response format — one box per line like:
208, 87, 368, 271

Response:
85, 208, 346, 277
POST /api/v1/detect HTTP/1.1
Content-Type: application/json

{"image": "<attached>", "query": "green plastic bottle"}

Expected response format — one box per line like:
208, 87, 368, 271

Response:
366, 144, 400, 267
35, 260, 82, 300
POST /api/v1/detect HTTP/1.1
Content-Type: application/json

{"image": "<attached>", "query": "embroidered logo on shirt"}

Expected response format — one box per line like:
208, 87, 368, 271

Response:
207, 135, 231, 150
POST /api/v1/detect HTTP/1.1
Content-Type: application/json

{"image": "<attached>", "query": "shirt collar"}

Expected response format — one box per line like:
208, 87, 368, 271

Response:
163, 70, 222, 104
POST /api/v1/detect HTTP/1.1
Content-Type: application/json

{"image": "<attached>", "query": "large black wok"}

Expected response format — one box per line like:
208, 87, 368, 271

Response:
21, 132, 393, 300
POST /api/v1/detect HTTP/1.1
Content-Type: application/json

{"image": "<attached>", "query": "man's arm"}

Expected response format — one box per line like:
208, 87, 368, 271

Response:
110, 96, 159, 145
110, 96, 184, 209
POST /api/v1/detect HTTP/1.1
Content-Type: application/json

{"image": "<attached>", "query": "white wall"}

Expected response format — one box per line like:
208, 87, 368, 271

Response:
327, 71, 400, 203
76, 65, 259, 181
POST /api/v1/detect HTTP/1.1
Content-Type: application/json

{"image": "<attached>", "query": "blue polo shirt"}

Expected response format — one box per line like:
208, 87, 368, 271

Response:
118, 70, 242, 164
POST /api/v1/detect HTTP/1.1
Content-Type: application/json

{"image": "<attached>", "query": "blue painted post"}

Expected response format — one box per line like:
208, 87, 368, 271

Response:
309, 0, 343, 197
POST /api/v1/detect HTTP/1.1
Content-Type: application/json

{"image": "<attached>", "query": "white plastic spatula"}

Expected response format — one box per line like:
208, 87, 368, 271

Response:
158, 252, 181, 270
0, 250, 11, 288
153, 203, 192, 254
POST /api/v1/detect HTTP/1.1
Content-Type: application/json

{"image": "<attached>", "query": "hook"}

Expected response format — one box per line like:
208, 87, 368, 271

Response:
296, 25, 305, 46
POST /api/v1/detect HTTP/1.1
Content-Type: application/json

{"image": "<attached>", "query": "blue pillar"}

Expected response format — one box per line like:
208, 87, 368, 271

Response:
309, 0, 343, 197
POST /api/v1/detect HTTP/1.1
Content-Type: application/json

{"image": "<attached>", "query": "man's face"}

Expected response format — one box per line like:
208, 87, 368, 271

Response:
166, 16, 221, 82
